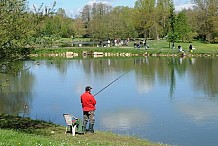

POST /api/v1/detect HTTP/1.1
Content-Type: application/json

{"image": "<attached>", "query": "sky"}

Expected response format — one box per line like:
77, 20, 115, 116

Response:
28, 0, 194, 18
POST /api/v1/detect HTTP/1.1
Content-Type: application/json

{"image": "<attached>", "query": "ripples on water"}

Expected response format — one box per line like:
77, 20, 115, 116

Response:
1, 57, 218, 146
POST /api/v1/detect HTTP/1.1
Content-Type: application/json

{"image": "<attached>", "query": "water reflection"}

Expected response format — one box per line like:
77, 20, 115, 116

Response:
189, 58, 218, 97
1, 57, 218, 146
100, 109, 150, 130
176, 98, 218, 124
0, 61, 34, 116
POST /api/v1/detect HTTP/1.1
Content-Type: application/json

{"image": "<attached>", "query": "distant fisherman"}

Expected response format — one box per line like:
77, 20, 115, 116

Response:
80, 86, 96, 133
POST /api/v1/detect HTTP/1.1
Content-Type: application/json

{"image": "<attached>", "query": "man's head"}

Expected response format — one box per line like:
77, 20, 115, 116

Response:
85, 86, 92, 91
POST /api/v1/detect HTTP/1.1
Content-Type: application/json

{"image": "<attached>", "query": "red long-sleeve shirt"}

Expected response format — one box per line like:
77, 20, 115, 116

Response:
80, 91, 96, 111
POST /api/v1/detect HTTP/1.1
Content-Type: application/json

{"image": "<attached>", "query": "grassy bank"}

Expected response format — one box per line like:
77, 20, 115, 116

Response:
31, 40, 218, 57
0, 114, 167, 146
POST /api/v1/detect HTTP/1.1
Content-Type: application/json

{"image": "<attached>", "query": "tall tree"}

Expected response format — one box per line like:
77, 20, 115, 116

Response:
81, 4, 92, 28
167, 1, 177, 49
74, 18, 85, 38
175, 11, 192, 42
108, 6, 137, 39
133, 0, 156, 38
193, 0, 218, 42
183, 9, 199, 40
156, 0, 171, 38
82, 2, 112, 40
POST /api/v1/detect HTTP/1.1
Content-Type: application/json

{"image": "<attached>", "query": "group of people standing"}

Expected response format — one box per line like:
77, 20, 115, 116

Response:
98, 38, 130, 47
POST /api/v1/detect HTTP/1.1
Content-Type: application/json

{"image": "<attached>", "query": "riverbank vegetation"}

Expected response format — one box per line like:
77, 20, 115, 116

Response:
0, 114, 166, 146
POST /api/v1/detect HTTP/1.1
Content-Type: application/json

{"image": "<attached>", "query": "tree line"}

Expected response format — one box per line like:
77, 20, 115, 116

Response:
80, 0, 218, 44
0, 0, 218, 60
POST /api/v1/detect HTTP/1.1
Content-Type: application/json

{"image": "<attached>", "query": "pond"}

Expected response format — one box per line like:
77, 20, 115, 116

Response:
1, 56, 218, 146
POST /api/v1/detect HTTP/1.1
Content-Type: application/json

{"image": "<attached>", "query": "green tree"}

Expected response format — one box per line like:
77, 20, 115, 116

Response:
167, 2, 177, 49
156, 0, 171, 38
41, 9, 75, 38
108, 6, 137, 39
74, 18, 86, 38
183, 9, 199, 41
83, 2, 112, 40
175, 11, 192, 42
133, 0, 156, 38
81, 4, 92, 29
0, 0, 32, 59
0, 0, 55, 75
193, 0, 218, 42
0, 0, 55, 59
56, 8, 75, 38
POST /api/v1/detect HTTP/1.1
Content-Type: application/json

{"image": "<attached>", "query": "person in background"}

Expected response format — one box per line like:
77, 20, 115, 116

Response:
178, 45, 184, 52
134, 41, 137, 48
189, 44, 193, 52
80, 86, 96, 133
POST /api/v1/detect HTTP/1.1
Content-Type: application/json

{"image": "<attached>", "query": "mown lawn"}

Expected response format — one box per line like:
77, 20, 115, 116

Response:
32, 39, 218, 56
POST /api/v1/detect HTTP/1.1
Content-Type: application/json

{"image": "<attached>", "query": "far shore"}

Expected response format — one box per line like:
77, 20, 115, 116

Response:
29, 40, 218, 58
30, 47, 218, 59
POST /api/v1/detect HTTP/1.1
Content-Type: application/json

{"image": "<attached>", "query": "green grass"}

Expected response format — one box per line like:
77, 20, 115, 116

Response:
145, 40, 218, 54
0, 129, 165, 146
30, 39, 218, 58
0, 114, 167, 146
0, 129, 65, 146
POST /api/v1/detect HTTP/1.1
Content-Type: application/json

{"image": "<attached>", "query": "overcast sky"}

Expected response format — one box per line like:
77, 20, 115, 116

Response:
28, 0, 194, 17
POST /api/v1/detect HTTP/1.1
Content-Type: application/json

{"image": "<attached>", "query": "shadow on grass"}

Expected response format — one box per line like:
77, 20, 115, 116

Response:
0, 114, 58, 135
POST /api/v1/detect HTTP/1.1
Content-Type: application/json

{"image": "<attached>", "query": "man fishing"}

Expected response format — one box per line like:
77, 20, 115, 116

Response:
80, 86, 96, 133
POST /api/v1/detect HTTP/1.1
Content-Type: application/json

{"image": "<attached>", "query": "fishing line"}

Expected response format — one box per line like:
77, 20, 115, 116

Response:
94, 68, 133, 96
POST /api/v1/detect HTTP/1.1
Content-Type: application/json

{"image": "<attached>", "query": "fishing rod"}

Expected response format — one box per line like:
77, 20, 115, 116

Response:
94, 68, 132, 96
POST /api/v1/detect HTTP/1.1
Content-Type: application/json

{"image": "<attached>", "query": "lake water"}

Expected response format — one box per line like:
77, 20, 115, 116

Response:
1, 56, 218, 146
